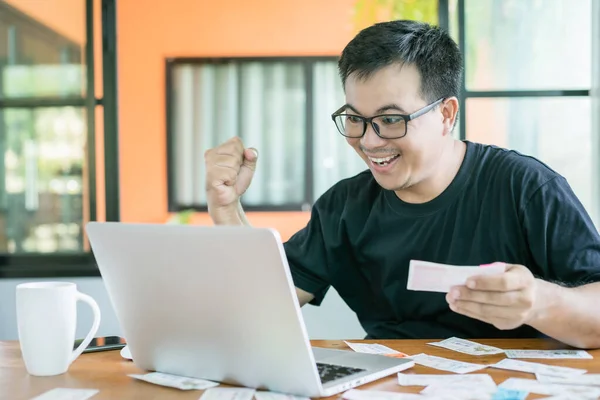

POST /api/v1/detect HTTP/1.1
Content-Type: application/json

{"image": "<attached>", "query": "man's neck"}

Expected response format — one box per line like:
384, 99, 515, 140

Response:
395, 139, 467, 204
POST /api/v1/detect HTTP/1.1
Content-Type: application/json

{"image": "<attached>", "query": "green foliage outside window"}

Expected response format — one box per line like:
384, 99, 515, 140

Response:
353, 0, 439, 31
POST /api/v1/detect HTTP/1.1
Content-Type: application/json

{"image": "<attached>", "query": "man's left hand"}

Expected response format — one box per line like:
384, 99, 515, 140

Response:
446, 263, 542, 330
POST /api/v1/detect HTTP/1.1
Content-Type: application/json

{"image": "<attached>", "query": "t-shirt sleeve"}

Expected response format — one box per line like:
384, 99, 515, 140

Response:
284, 204, 331, 306
521, 176, 600, 285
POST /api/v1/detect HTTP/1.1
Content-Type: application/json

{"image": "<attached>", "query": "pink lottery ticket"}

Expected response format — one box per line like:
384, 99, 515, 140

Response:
406, 260, 506, 293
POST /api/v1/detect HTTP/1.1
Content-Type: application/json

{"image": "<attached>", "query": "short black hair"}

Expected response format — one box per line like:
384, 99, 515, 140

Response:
338, 20, 462, 103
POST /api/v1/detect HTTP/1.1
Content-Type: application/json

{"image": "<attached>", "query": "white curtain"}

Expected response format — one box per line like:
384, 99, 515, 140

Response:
173, 64, 194, 206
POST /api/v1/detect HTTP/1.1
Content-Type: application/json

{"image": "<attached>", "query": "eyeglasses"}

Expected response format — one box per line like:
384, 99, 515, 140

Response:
331, 98, 445, 139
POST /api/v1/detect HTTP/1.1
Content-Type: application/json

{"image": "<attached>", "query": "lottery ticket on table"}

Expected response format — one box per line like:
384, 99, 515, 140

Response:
129, 372, 219, 390
504, 349, 592, 359
421, 380, 498, 398
409, 353, 488, 374
536, 373, 600, 386
31, 388, 100, 400
407, 260, 506, 293
253, 391, 310, 400
427, 337, 504, 355
397, 372, 496, 387
342, 389, 424, 400
499, 378, 600, 398
491, 358, 586, 378
199, 388, 256, 400
542, 396, 600, 400
344, 341, 408, 357
490, 387, 528, 400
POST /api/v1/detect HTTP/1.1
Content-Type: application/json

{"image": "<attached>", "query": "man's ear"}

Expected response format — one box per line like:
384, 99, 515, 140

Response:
440, 97, 459, 136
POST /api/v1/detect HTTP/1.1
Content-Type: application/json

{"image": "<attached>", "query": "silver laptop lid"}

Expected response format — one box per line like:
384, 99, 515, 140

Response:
87, 222, 323, 396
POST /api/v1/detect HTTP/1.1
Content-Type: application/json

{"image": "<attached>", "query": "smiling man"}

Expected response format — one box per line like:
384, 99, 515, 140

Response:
204, 20, 600, 348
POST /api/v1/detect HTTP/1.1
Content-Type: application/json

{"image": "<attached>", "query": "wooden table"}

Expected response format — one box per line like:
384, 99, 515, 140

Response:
2, 339, 598, 400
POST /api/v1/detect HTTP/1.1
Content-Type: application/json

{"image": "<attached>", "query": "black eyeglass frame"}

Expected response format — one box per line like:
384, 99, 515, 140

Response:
330, 97, 445, 139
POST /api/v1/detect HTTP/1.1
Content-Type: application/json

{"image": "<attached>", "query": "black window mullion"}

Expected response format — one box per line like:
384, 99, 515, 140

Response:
101, 0, 120, 222
438, 0, 449, 32
304, 61, 314, 209
0, 97, 86, 108
0, 23, 6, 213
85, 0, 97, 223
458, 0, 467, 141
466, 90, 590, 98
165, 59, 176, 212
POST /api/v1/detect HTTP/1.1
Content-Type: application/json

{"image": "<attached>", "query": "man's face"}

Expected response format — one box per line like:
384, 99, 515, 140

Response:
343, 64, 447, 192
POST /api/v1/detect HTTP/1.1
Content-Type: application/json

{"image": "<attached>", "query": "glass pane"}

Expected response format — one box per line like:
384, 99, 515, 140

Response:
465, 0, 591, 90
312, 61, 366, 201
0, 0, 85, 98
171, 62, 306, 207
448, 0, 459, 43
0, 107, 86, 253
466, 97, 592, 213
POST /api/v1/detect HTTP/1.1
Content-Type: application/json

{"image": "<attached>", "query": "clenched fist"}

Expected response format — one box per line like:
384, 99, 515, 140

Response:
204, 137, 258, 223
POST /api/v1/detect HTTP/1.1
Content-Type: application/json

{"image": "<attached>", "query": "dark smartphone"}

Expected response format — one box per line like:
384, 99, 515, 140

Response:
74, 336, 126, 353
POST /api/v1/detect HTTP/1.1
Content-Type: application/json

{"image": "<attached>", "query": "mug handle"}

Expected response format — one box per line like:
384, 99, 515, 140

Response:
69, 292, 101, 364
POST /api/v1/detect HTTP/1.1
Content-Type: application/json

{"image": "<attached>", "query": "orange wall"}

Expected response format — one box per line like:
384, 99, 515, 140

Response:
117, 0, 357, 239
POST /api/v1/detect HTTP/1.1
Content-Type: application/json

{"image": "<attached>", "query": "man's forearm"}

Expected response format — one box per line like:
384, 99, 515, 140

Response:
209, 200, 312, 308
528, 280, 600, 349
209, 200, 251, 226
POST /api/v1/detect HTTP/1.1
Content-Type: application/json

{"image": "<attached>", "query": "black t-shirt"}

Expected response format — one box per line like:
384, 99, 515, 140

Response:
284, 141, 600, 339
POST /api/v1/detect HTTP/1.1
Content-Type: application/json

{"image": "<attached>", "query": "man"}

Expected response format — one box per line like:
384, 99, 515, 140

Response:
204, 20, 600, 348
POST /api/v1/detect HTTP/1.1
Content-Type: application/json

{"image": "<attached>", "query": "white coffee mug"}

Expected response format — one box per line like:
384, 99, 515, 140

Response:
16, 282, 101, 376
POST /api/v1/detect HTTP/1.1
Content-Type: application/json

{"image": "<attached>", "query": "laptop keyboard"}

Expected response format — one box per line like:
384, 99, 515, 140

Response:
316, 362, 365, 384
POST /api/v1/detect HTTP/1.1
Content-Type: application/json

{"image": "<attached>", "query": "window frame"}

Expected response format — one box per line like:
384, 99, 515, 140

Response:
456, 0, 591, 137
165, 56, 340, 213
455, 0, 596, 225
0, 0, 120, 278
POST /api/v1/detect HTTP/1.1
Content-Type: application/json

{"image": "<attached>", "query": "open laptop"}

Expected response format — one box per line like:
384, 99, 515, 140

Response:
86, 222, 414, 397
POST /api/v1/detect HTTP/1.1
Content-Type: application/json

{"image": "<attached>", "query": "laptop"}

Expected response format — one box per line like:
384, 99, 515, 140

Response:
86, 222, 414, 397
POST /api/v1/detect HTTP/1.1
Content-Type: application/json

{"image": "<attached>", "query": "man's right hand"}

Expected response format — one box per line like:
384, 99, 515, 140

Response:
204, 137, 258, 224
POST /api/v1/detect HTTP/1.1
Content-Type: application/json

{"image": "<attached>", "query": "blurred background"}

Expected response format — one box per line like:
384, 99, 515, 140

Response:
0, 0, 598, 340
